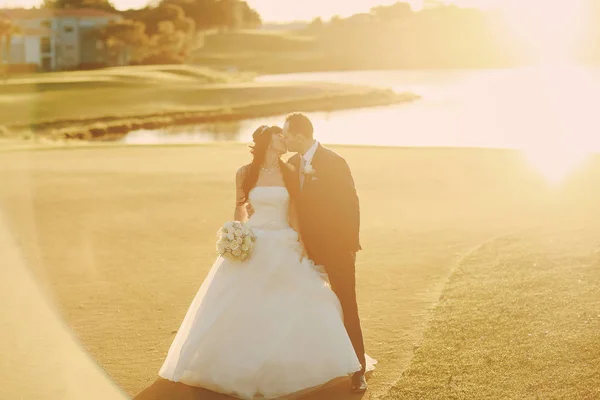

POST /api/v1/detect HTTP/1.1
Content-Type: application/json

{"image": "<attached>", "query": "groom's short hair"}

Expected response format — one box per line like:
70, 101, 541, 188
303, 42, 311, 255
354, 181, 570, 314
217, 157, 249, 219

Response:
285, 113, 313, 140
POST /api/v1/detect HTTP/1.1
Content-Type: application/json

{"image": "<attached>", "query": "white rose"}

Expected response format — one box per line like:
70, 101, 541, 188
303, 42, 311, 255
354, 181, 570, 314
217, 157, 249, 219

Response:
244, 236, 253, 245
232, 248, 242, 257
216, 242, 225, 254
304, 164, 315, 175
241, 244, 249, 251
227, 232, 235, 241
236, 237, 243, 244
234, 229, 243, 237
242, 226, 251, 235
230, 240, 240, 250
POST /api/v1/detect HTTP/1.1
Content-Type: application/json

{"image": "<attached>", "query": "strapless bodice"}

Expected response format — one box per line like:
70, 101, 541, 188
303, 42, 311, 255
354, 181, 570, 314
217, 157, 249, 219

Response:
246, 187, 290, 231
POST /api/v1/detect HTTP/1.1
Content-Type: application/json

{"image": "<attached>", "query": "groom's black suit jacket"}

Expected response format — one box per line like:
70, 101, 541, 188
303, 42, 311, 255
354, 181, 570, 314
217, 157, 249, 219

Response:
288, 144, 361, 266
289, 144, 367, 370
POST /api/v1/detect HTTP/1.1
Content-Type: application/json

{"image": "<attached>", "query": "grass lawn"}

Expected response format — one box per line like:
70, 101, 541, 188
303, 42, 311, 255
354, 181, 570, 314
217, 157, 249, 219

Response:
191, 28, 521, 73
192, 30, 334, 74
2, 145, 599, 399
199, 29, 316, 54
0, 64, 415, 140
385, 224, 600, 400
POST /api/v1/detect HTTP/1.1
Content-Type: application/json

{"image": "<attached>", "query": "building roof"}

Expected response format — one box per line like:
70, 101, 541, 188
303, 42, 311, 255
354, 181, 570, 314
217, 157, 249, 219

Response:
1, 8, 119, 20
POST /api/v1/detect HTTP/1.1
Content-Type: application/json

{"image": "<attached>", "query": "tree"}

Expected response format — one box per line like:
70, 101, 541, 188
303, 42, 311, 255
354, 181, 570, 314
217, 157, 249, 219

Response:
308, 17, 324, 31
239, 1, 261, 28
330, 15, 343, 27
43, 0, 117, 11
158, 0, 261, 30
124, 3, 197, 62
162, 4, 196, 37
152, 20, 186, 55
97, 19, 149, 64
371, 2, 412, 21
159, 0, 219, 30
143, 19, 187, 63
125, 4, 193, 36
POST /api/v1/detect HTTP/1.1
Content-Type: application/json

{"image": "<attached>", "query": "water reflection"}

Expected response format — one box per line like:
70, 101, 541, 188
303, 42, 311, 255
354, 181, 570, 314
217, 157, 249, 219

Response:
122, 121, 243, 144
121, 66, 600, 182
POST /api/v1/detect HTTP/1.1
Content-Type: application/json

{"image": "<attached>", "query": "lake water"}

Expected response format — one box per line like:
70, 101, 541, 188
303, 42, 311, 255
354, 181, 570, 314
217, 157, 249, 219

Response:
122, 65, 600, 181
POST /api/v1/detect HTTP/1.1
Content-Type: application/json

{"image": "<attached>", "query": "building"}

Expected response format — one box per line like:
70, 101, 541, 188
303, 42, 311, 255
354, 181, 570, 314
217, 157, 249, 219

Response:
1, 8, 121, 71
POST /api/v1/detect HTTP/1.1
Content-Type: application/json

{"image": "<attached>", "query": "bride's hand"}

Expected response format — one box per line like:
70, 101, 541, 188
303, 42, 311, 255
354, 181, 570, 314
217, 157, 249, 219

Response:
246, 202, 255, 218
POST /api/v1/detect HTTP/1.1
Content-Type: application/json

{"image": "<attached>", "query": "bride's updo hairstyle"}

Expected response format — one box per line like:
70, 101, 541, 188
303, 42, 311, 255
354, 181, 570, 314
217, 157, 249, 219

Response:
240, 125, 299, 205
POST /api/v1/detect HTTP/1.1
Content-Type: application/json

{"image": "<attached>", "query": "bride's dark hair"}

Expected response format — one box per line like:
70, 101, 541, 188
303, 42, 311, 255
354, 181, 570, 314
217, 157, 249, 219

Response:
240, 125, 298, 205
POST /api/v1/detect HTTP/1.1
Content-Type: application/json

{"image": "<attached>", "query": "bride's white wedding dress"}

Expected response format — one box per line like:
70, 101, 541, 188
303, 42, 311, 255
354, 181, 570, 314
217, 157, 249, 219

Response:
159, 186, 374, 399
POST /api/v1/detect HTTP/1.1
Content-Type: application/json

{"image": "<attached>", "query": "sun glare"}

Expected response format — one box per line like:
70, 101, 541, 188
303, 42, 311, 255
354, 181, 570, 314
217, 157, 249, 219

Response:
522, 147, 589, 184
517, 63, 597, 184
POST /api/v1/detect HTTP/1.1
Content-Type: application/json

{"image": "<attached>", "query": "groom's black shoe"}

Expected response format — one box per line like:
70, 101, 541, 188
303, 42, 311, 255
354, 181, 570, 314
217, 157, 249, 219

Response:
351, 372, 368, 393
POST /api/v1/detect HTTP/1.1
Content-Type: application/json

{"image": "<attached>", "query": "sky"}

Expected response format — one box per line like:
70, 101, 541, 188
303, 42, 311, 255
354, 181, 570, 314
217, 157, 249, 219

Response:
248, 0, 421, 22
0, 0, 497, 22
0, 0, 583, 26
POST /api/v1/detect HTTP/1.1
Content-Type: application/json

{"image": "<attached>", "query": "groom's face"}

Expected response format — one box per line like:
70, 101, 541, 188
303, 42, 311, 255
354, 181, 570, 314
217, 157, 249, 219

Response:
283, 121, 300, 152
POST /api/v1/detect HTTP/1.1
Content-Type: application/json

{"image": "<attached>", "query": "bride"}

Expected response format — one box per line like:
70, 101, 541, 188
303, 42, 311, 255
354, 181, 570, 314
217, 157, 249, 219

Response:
158, 125, 372, 399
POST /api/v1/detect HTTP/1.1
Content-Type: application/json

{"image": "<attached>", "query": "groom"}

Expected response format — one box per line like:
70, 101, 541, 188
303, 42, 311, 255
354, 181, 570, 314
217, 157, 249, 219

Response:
283, 113, 368, 392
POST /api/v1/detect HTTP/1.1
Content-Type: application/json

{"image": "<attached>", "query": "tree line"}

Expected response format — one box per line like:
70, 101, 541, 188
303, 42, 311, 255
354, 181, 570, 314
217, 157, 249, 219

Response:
4, 0, 600, 69
304, 1, 600, 68
21, 0, 262, 65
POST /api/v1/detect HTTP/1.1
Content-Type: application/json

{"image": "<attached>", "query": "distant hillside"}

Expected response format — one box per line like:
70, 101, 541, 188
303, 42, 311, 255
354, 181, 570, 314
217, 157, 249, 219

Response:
261, 22, 309, 31
192, 3, 600, 73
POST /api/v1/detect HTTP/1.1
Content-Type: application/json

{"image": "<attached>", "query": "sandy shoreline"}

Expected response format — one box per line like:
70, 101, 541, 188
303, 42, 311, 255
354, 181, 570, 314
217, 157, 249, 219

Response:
1, 145, 599, 399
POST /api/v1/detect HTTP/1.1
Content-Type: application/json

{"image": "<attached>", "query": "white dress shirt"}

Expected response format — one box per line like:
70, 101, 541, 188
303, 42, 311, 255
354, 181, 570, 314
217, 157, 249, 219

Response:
300, 141, 319, 188
302, 140, 319, 167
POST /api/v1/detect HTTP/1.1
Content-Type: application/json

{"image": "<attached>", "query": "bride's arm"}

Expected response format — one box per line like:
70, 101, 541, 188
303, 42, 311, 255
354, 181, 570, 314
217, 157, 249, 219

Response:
234, 166, 248, 222
288, 200, 308, 259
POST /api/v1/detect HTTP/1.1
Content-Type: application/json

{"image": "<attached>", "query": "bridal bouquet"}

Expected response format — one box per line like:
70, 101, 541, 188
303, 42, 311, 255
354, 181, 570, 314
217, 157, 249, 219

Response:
216, 221, 256, 261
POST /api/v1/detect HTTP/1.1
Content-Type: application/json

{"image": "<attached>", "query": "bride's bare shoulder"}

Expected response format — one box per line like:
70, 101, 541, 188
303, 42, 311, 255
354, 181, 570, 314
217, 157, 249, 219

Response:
236, 164, 251, 181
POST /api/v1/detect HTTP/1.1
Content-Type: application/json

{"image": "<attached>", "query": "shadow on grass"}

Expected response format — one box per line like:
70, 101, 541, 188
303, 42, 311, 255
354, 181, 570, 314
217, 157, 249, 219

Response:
134, 378, 368, 400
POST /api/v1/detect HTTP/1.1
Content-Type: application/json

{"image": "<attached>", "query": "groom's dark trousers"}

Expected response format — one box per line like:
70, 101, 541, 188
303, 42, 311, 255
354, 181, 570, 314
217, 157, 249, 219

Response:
289, 145, 366, 371
317, 251, 366, 371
